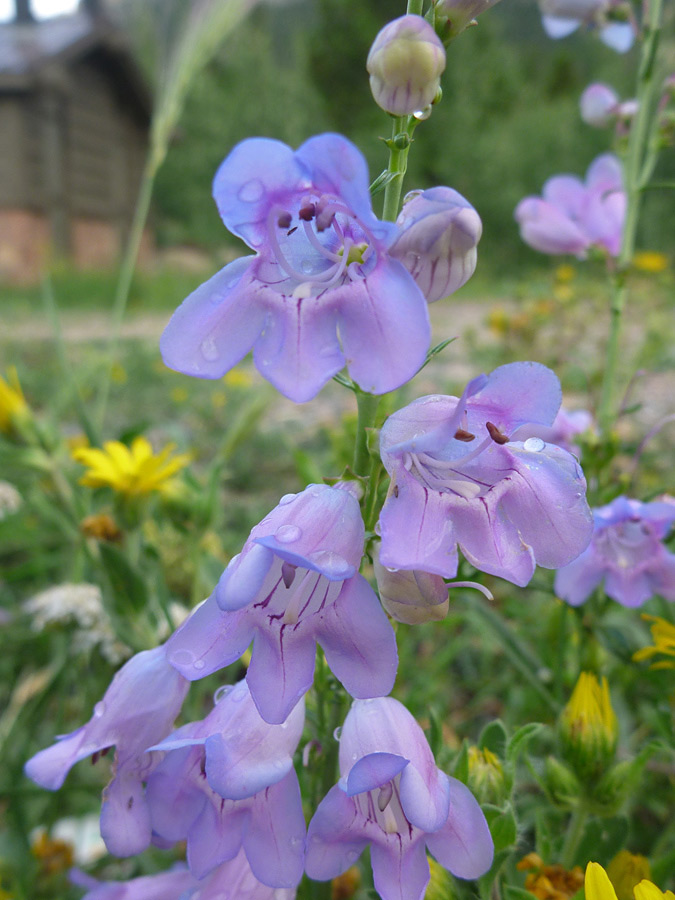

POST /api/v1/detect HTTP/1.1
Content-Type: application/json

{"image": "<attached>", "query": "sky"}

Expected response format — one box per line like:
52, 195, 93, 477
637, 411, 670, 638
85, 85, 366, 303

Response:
0, 0, 80, 21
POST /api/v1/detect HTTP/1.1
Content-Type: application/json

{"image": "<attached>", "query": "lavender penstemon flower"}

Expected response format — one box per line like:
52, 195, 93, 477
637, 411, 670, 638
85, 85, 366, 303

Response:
166, 483, 398, 723
24, 646, 189, 857
538, 0, 634, 53
515, 154, 625, 258
144, 680, 306, 884
161, 133, 433, 402
555, 496, 675, 607
305, 697, 493, 900
378, 362, 593, 585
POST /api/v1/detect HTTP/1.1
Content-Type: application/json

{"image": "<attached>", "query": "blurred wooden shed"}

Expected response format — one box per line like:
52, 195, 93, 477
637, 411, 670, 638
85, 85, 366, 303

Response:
0, 0, 152, 283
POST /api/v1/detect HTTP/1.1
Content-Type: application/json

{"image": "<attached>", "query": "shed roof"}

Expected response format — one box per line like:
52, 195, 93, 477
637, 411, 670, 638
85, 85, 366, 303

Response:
0, 10, 152, 121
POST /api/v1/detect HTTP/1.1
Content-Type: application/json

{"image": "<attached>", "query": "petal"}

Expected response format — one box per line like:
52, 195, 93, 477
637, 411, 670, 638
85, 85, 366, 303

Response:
315, 575, 398, 701
160, 258, 267, 380
166, 595, 254, 681
370, 836, 430, 900
243, 771, 306, 889
585, 862, 618, 900
604, 567, 654, 608
187, 800, 247, 879
78, 868, 198, 900
251, 286, 345, 403
649, 551, 675, 601
541, 15, 580, 38
542, 175, 586, 219
212, 138, 306, 249
554, 547, 605, 606
600, 22, 634, 52
146, 750, 206, 843
585, 154, 624, 193
100, 770, 152, 857
499, 442, 593, 568
425, 776, 494, 879
515, 197, 589, 256
400, 766, 450, 834
216, 544, 275, 612
471, 361, 562, 431
25, 726, 90, 790
345, 753, 409, 796
246, 625, 316, 724
335, 260, 430, 395
305, 785, 369, 880
378, 472, 459, 578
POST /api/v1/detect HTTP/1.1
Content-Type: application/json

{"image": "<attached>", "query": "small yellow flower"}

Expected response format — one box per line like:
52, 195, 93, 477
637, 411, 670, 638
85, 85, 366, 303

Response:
585, 862, 675, 900
606, 850, 651, 900
223, 368, 253, 389
555, 264, 576, 283
560, 672, 617, 778
633, 251, 669, 274
633, 616, 675, 669
0, 367, 30, 434
31, 829, 74, 875
553, 284, 575, 303
331, 865, 361, 899
73, 436, 190, 497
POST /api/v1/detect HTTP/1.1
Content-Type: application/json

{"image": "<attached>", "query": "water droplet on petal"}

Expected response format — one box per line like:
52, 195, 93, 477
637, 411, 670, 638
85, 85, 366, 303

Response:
237, 179, 264, 202
290, 836, 302, 847
278, 493, 297, 506
275, 524, 302, 543
413, 105, 432, 121
346, 850, 358, 861
194, 659, 205, 670
214, 685, 233, 704
301, 258, 315, 273
200, 337, 218, 362
308, 549, 352, 579
94, 702, 106, 718
333, 726, 342, 740
169, 649, 195, 668
523, 437, 546, 452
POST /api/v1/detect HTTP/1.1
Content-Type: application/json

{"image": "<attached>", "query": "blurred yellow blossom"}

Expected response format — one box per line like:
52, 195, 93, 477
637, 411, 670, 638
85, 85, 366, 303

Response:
224, 368, 253, 388
633, 251, 669, 273
585, 862, 674, 900
0, 367, 30, 434
518, 853, 584, 899
73, 436, 190, 497
171, 386, 189, 404
606, 850, 651, 900
31, 830, 74, 876
66, 433, 89, 453
553, 284, 575, 303
331, 866, 360, 899
560, 672, 617, 777
555, 264, 576, 282
633, 616, 675, 669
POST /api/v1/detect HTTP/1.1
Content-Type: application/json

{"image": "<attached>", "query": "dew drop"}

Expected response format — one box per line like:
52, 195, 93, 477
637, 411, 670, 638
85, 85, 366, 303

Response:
214, 685, 233, 704
308, 549, 351, 578
275, 524, 302, 543
94, 701, 106, 718
169, 649, 195, 668
289, 836, 302, 847
301, 258, 315, 273
346, 850, 358, 861
523, 437, 545, 453
413, 105, 432, 121
200, 337, 218, 362
237, 179, 264, 202
193, 659, 205, 670
333, 726, 342, 740
278, 493, 297, 506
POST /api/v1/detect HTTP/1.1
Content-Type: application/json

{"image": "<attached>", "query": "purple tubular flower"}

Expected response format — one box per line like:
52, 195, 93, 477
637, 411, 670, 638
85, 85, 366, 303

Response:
515, 154, 625, 258
74, 866, 198, 900
305, 698, 493, 899
538, 0, 634, 52
580, 83, 620, 126
555, 496, 675, 608
520, 406, 594, 457
390, 188, 482, 302
378, 362, 593, 586
160, 134, 431, 402
166, 484, 398, 724
24, 646, 189, 857
144, 680, 306, 884
367, 15, 446, 116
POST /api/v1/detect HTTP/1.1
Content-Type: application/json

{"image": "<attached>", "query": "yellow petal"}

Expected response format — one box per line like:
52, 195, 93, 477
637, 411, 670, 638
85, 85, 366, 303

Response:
586, 862, 618, 900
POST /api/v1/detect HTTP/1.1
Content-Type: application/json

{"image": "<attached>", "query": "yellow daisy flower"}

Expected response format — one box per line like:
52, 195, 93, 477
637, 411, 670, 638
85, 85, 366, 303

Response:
633, 616, 675, 669
585, 862, 675, 900
0, 366, 30, 434
73, 436, 190, 497
633, 251, 669, 274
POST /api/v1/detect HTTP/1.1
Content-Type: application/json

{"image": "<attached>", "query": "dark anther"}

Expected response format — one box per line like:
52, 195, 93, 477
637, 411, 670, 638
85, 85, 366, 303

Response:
286, 226, 298, 236
91, 751, 100, 765
299, 202, 316, 221
393, 485, 399, 498
486, 421, 510, 444
454, 428, 476, 442
127, 796, 134, 810
277, 211, 292, 229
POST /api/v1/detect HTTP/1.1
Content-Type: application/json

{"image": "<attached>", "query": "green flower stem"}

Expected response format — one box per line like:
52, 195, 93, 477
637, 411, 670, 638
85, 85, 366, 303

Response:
352, 389, 380, 477
560, 806, 589, 869
381, 115, 412, 223
597, 0, 664, 435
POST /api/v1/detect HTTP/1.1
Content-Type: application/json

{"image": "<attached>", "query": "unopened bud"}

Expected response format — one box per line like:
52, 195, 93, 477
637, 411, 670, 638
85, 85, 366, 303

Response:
467, 745, 507, 805
373, 544, 448, 625
435, 0, 503, 42
390, 187, 482, 302
560, 672, 618, 782
580, 83, 619, 127
367, 15, 446, 117
606, 850, 651, 900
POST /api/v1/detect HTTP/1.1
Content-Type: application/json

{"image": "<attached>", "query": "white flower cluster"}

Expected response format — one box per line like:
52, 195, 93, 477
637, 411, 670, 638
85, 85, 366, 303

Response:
0, 480, 22, 520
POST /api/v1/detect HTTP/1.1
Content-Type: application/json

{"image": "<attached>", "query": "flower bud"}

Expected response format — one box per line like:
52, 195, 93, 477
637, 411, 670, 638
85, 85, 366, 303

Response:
373, 544, 448, 624
467, 745, 507, 805
580, 83, 619, 127
606, 850, 651, 900
367, 15, 446, 116
435, 0, 503, 42
560, 672, 618, 782
390, 187, 482, 302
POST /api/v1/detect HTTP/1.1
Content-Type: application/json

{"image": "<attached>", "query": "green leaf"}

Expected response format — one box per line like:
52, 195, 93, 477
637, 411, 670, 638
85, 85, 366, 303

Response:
580, 816, 628, 863
505, 888, 539, 900
479, 720, 508, 759
482, 803, 518, 853
452, 740, 470, 784
507, 722, 544, 765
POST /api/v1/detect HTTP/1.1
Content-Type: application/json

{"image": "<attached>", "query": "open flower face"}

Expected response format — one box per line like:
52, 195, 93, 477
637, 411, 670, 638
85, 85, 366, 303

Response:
167, 484, 398, 724
305, 698, 493, 900
555, 496, 675, 607
378, 362, 593, 585
161, 134, 431, 403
